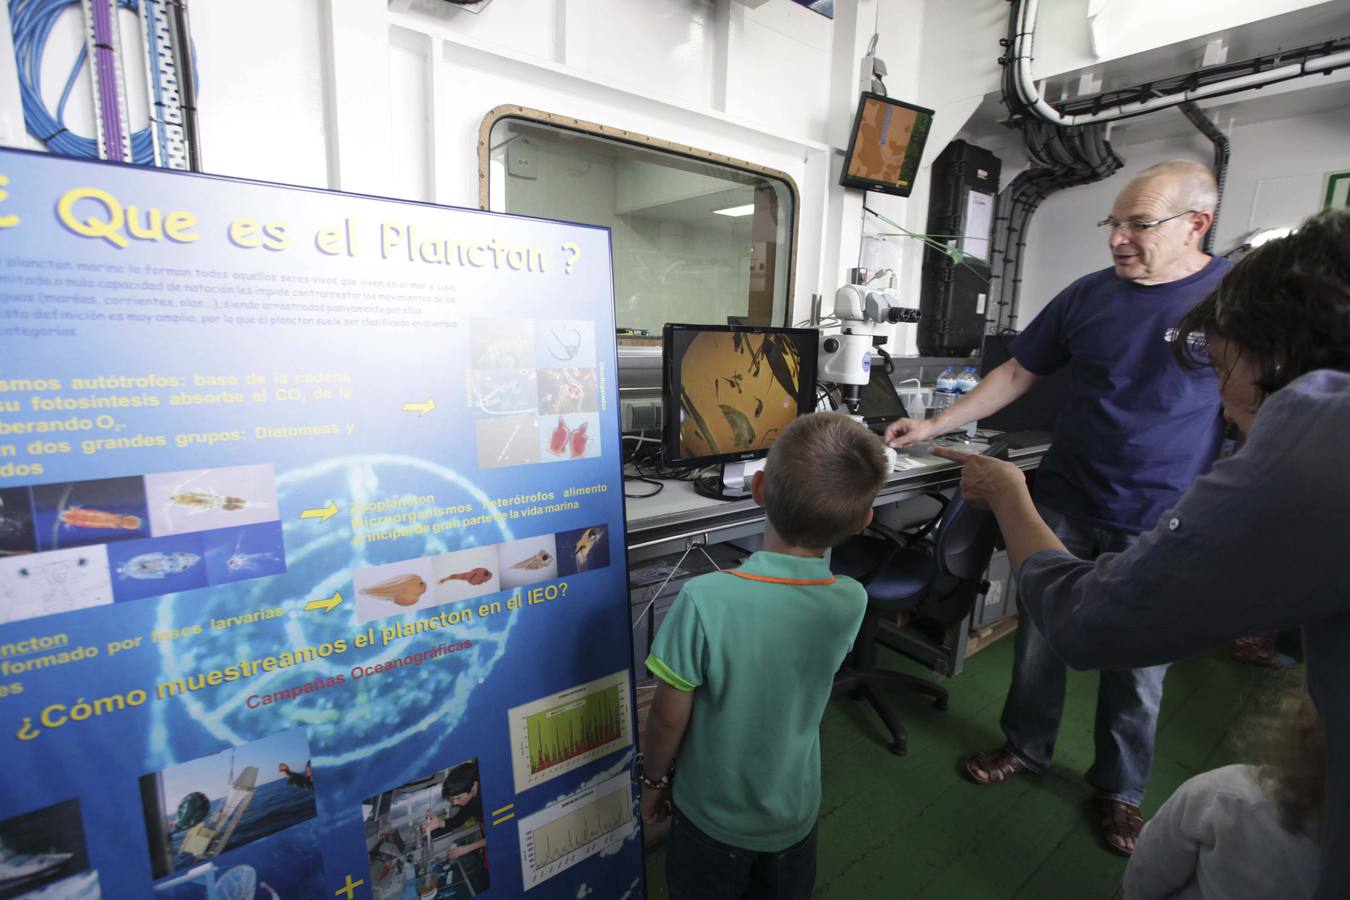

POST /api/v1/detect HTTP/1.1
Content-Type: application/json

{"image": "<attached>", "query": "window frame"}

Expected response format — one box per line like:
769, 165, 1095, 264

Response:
478, 104, 800, 328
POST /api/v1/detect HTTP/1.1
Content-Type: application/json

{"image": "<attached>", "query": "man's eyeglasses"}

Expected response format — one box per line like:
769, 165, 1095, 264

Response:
1096, 210, 1198, 234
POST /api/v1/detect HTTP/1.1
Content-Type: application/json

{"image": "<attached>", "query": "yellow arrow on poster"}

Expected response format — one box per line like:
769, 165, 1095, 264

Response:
402, 398, 436, 416
299, 501, 339, 523
305, 591, 344, 614
0, 174, 19, 229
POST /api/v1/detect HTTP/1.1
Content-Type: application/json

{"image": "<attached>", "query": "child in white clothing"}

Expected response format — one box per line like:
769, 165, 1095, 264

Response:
1125, 687, 1323, 900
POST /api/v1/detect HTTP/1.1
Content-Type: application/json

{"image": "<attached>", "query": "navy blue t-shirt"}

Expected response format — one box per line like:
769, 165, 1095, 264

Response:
1010, 257, 1230, 534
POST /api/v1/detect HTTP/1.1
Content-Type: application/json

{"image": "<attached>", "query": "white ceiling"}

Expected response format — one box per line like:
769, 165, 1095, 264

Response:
1045, 0, 1350, 99
960, 0, 1350, 147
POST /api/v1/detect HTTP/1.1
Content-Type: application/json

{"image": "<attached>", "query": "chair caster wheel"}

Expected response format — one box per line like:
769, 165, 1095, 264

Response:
889, 740, 907, 756
933, 697, 949, 711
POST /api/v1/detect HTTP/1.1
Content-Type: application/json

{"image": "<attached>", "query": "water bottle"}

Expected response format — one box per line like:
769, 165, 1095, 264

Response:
930, 366, 959, 418
956, 365, 980, 438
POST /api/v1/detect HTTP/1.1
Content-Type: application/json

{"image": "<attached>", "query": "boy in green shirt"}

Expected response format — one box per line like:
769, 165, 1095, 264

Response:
640, 412, 889, 900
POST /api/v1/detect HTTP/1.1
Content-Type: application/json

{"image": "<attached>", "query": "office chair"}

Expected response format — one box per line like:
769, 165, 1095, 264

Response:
829, 442, 1007, 755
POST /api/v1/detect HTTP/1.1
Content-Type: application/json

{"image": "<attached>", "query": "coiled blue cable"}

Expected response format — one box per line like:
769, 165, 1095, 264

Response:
9, 0, 192, 164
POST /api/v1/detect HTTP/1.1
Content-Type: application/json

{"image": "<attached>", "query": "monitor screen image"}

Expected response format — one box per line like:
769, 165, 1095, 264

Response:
840, 92, 935, 198
662, 324, 819, 466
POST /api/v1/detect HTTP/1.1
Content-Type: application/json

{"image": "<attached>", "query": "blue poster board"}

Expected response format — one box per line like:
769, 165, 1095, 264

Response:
0, 147, 644, 900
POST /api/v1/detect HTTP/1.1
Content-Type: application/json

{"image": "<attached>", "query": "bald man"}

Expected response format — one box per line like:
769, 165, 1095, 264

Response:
887, 161, 1230, 855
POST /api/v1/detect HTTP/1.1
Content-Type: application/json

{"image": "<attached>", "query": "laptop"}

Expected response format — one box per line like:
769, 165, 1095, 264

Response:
856, 365, 909, 435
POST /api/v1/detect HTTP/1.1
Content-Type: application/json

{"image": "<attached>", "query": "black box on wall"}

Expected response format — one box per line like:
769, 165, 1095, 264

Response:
919, 140, 1001, 357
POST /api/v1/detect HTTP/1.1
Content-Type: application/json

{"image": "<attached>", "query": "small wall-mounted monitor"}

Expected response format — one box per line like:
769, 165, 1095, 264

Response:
662, 323, 819, 467
840, 93, 935, 198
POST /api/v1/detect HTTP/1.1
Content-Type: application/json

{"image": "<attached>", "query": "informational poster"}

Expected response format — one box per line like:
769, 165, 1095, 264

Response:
0, 147, 643, 900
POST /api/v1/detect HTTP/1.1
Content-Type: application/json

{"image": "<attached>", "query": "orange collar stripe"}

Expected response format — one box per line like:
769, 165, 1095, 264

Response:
724, 570, 837, 586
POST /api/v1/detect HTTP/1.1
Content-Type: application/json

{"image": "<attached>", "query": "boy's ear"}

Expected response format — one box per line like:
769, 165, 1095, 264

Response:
858, 507, 874, 533
750, 470, 766, 507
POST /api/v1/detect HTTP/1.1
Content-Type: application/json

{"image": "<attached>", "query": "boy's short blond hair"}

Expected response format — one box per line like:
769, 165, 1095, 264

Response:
762, 412, 888, 551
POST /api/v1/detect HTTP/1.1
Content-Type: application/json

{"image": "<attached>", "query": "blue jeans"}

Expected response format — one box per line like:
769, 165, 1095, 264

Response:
666, 806, 816, 900
1000, 505, 1169, 806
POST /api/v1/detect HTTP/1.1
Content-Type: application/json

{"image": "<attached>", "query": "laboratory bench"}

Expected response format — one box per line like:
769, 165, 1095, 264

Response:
621, 435, 1050, 679
622, 437, 1047, 562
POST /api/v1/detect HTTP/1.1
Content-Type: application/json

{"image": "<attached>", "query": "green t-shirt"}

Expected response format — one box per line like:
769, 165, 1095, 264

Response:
646, 550, 867, 851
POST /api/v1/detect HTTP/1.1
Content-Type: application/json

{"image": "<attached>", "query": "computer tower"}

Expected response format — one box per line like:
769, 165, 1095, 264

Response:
919, 140, 1001, 356
971, 550, 1019, 629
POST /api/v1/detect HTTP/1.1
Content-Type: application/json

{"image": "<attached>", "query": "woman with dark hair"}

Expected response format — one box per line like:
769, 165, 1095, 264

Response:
932, 208, 1350, 898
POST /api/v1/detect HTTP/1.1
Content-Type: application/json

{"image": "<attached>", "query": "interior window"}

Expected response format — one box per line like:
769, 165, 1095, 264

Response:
482, 108, 797, 333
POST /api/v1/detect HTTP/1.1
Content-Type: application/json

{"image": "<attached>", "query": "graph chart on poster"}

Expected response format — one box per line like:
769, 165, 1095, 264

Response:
507, 669, 633, 793
517, 772, 636, 890
0, 147, 644, 900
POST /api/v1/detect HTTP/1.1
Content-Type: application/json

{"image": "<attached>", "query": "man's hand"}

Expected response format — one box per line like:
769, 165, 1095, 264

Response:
930, 446, 1029, 510
641, 784, 672, 825
884, 417, 940, 448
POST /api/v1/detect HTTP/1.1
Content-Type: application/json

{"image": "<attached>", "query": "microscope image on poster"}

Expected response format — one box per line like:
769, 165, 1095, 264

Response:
364, 760, 490, 900
470, 318, 602, 469
0, 545, 114, 625
671, 330, 807, 458
497, 534, 559, 590
469, 369, 539, 418
31, 477, 151, 551
0, 486, 38, 556
143, 464, 280, 537
537, 368, 599, 416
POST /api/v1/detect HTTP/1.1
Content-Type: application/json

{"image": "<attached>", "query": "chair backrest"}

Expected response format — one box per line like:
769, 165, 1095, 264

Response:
932, 441, 1007, 580
828, 441, 1009, 602
931, 492, 996, 580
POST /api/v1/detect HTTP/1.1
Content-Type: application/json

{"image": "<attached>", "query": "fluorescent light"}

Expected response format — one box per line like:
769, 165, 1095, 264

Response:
713, 204, 755, 218
1248, 226, 1294, 248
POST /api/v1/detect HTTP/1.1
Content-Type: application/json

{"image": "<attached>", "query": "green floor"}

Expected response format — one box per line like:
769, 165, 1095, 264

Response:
644, 631, 1272, 899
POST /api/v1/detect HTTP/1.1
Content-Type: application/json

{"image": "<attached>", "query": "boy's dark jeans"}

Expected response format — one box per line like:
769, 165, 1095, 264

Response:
666, 806, 817, 900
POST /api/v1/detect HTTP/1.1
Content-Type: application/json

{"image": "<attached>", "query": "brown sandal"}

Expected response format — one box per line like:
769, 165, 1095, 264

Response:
1098, 799, 1144, 855
964, 747, 1032, 785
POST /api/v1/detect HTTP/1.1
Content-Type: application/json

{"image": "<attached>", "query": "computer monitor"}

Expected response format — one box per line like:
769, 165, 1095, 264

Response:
840, 93, 935, 198
661, 323, 819, 468
856, 364, 909, 432
978, 334, 1071, 434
